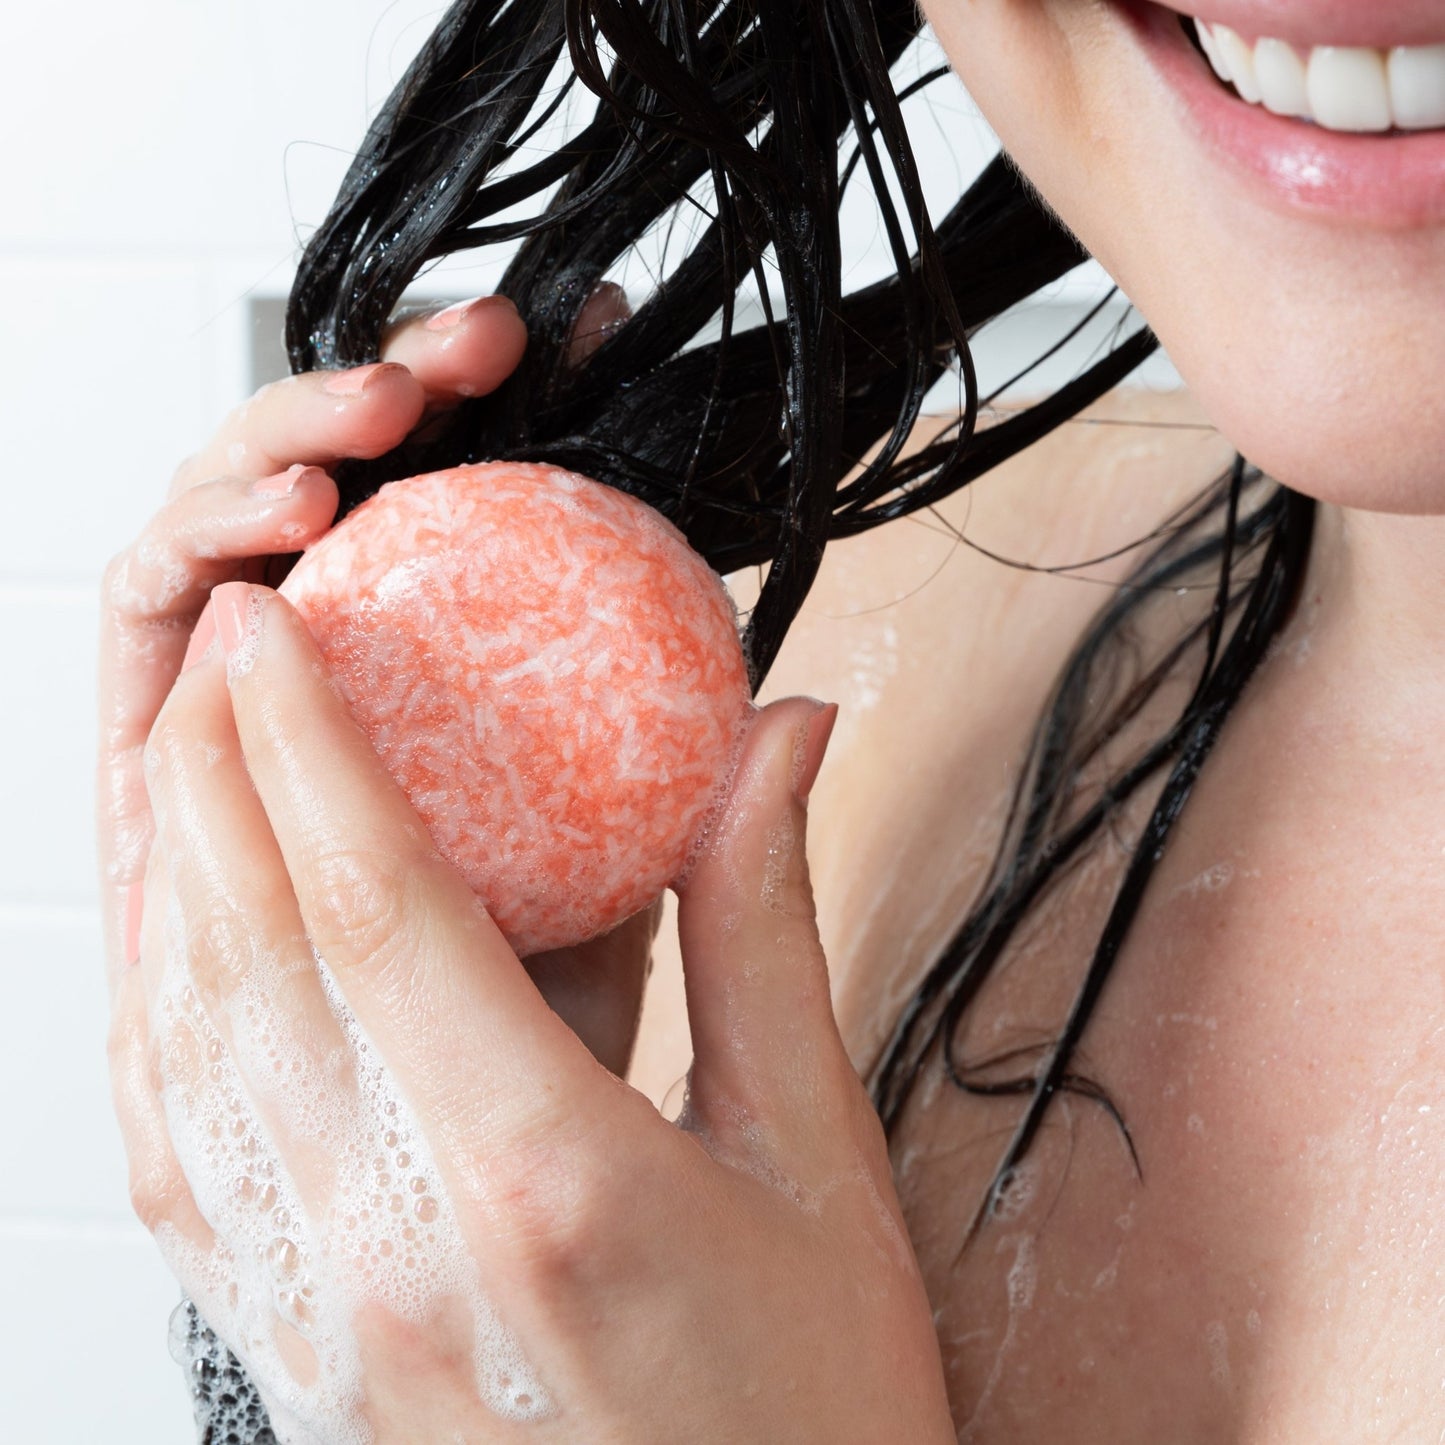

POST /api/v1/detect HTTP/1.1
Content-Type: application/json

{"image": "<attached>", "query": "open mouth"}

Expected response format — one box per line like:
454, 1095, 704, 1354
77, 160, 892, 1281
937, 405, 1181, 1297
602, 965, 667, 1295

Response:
1178, 14, 1445, 133
1117, 2, 1445, 223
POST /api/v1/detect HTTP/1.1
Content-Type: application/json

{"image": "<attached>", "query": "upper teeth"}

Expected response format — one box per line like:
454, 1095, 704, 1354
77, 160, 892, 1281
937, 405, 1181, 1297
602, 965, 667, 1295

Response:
1191, 18, 1445, 132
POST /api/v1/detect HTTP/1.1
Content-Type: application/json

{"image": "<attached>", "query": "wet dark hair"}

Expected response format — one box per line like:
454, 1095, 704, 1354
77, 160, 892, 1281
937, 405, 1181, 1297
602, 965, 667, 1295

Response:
284, 0, 1156, 689
873, 464, 1315, 1238
184, 0, 1317, 1435
281, 0, 1323, 1240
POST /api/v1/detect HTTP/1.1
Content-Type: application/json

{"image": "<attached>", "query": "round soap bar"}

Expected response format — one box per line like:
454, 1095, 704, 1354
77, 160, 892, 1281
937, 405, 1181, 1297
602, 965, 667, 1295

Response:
279, 461, 751, 957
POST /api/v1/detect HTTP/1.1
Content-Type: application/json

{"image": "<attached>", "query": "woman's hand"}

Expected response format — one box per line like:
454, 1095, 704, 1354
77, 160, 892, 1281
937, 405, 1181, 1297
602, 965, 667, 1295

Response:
116, 582, 955, 1443
96, 291, 652, 1076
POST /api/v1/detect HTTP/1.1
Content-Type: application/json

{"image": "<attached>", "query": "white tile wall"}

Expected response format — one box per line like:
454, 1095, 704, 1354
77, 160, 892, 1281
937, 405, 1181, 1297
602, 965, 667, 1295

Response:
0, 3, 1164, 1439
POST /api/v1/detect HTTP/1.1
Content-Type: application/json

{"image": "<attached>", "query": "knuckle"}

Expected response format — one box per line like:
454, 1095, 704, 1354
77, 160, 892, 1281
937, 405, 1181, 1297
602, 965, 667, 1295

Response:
101, 548, 144, 618
307, 846, 421, 966
476, 1096, 660, 1287
142, 712, 186, 787
128, 1158, 187, 1233
187, 909, 253, 990
103, 523, 196, 621
482, 1132, 619, 1283
106, 999, 147, 1082
101, 550, 129, 602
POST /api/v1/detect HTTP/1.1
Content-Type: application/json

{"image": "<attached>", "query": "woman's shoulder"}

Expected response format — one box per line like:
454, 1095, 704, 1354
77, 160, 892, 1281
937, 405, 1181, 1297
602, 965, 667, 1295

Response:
627, 387, 1233, 1103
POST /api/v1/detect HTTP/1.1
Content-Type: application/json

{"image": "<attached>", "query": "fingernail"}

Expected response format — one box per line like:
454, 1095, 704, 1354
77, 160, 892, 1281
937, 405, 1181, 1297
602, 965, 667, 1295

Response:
124, 882, 144, 967
211, 580, 264, 678
585, 280, 633, 322
568, 282, 632, 366
424, 294, 518, 331
793, 703, 838, 803
180, 602, 217, 673
321, 362, 399, 397
250, 463, 325, 499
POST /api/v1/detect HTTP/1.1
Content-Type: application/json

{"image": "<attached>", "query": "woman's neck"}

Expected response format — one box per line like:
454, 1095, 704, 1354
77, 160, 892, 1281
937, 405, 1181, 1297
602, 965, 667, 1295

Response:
1299, 501, 1445, 746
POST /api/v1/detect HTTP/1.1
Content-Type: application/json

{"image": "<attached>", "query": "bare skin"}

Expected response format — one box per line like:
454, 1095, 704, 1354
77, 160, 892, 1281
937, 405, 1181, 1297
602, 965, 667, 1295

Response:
632, 385, 1445, 1442
798, 0, 1445, 1432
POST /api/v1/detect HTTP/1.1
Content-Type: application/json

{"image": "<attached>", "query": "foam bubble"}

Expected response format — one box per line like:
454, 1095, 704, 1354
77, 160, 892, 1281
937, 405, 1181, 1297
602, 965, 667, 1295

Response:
223, 588, 267, 681
153, 891, 550, 1442
760, 814, 795, 912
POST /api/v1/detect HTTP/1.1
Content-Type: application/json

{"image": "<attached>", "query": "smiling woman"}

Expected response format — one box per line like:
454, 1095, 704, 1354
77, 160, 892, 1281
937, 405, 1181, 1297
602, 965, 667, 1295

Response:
98, 0, 1445, 1440
925, 0, 1445, 510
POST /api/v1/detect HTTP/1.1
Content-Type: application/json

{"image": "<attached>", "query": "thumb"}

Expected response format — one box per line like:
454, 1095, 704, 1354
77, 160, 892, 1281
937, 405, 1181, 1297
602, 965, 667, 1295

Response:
673, 697, 849, 1147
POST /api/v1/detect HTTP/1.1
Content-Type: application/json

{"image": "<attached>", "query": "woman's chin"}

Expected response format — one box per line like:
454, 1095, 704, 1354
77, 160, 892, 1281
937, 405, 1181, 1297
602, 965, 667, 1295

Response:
1164, 364, 1445, 515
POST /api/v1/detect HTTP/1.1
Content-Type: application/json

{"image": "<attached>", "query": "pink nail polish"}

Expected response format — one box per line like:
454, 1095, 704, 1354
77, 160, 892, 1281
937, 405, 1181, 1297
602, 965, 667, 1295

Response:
793, 703, 838, 802
425, 295, 517, 331
210, 580, 264, 676
250, 463, 324, 499
321, 362, 395, 397
180, 602, 217, 673
124, 881, 144, 967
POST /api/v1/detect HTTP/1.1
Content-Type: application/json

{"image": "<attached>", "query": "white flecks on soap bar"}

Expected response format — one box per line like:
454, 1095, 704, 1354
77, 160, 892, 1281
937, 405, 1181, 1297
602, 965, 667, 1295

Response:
280, 461, 752, 957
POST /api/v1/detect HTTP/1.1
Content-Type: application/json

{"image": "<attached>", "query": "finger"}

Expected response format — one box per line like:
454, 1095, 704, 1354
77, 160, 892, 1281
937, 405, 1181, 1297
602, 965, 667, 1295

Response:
171, 363, 426, 494
208, 581, 610, 1173
97, 468, 340, 984
143, 636, 357, 1199
523, 898, 659, 1077
674, 697, 854, 1154
564, 281, 632, 367
134, 833, 337, 1314
109, 959, 216, 1251
380, 294, 530, 404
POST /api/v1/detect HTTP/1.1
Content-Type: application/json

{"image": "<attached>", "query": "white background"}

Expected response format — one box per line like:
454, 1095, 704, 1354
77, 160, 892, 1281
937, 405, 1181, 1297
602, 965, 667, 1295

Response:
0, 4, 1171, 1440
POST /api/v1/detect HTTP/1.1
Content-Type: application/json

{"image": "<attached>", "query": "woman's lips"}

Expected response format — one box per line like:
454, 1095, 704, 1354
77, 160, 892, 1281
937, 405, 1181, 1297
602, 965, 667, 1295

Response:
1145, 0, 1445, 50
1117, 1, 1445, 226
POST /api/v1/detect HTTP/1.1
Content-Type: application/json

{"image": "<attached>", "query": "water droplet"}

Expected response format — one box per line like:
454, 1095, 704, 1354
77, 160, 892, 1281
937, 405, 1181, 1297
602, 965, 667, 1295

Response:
414, 1196, 439, 1223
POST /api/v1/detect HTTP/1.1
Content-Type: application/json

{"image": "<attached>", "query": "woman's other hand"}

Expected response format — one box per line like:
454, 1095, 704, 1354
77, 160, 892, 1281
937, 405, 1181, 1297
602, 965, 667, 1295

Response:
118, 588, 954, 1440
96, 290, 651, 1075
